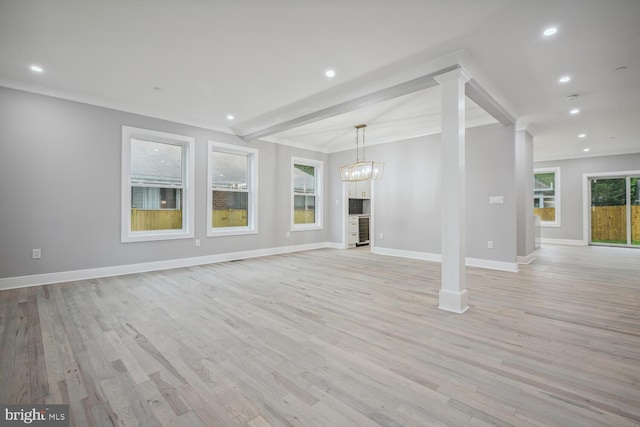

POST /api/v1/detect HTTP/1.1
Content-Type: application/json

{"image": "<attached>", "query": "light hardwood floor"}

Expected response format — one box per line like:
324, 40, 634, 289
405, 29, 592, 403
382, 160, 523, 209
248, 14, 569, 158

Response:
0, 244, 639, 426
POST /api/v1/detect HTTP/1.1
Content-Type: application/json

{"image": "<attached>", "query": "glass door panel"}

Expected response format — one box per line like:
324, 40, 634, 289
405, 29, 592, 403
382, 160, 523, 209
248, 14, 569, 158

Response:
590, 178, 627, 245
632, 177, 640, 246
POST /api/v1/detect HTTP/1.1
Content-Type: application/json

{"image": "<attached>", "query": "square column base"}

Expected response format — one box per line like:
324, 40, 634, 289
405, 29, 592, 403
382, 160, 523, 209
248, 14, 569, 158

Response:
438, 289, 469, 313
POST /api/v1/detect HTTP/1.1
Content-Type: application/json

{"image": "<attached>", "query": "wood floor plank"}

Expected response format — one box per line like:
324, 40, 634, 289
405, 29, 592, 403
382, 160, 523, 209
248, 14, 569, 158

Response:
37, 291, 65, 387
99, 375, 141, 427
10, 301, 30, 404
0, 244, 639, 426
0, 290, 18, 404
103, 330, 149, 385
136, 379, 181, 426
148, 372, 190, 417
176, 383, 236, 426
175, 410, 208, 427
247, 414, 273, 427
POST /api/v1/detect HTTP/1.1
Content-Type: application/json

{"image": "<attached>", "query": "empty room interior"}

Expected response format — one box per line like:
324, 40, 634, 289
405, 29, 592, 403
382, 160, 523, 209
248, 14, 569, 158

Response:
1, 1, 639, 426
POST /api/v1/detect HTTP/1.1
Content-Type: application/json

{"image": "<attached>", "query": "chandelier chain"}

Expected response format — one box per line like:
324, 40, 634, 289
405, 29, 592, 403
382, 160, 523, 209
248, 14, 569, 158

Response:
362, 126, 366, 161
355, 127, 360, 162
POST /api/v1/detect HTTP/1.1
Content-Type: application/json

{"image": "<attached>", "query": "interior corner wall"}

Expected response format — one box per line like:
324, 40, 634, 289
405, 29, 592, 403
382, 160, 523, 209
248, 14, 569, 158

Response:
0, 86, 329, 281
516, 130, 535, 257
328, 123, 517, 266
534, 152, 640, 242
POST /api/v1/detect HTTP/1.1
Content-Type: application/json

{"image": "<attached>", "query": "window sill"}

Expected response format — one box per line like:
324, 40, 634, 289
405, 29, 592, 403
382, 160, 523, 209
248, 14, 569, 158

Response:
291, 224, 323, 232
539, 222, 561, 228
208, 228, 258, 237
122, 230, 194, 243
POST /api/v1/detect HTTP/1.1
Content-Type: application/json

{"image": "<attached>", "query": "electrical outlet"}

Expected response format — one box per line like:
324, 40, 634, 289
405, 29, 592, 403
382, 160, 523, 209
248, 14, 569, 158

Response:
286, 231, 290, 238
32, 248, 41, 259
195, 239, 201, 247
379, 233, 384, 240
487, 241, 494, 249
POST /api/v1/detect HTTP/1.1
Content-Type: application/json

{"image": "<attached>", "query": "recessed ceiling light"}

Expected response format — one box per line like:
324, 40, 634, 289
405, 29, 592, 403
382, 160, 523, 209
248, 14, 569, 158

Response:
559, 75, 571, 83
583, 148, 590, 152
325, 69, 336, 78
543, 27, 558, 37
30, 65, 43, 73
226, 114, 235, 120
578, 133, 587, 138
569, 108, 580, 115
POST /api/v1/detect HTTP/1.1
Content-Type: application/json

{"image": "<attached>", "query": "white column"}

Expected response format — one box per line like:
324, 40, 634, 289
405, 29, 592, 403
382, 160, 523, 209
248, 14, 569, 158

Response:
435, 68, 471, 313
515, 129, 536, 260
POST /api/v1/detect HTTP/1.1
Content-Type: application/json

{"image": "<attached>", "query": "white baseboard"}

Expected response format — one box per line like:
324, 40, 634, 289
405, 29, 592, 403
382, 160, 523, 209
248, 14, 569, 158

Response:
325, 242, 344, 250
372, 246, 442, 262
540, 238, 588, 246
517, 252, 536, 264
465, 257, 519, 273
0, 242, 333, 291
372, 247, 519, 272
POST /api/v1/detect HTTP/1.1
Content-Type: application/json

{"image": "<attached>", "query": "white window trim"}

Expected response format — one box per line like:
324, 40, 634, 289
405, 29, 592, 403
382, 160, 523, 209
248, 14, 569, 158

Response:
291, 156, 323, 231
534, 166, 561, 227
121, 126, 195, 242
207, 141, 258, 237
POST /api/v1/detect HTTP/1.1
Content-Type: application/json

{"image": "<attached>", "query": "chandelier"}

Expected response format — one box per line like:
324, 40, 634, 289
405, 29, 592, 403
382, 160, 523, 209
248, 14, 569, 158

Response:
339, 124, 384, 182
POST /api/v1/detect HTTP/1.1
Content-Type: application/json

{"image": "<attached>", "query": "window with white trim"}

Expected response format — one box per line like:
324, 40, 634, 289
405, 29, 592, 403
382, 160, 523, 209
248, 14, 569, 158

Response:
291, 157, 323, 230
121, 126, 194, 242
207, 142, 258, 236
533, 167, 561, 227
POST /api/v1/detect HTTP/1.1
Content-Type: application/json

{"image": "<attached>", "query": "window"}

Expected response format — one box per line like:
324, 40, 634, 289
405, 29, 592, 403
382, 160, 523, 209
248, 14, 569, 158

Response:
533, 167, 561, 227
291, 157, 323, 230
208, 142, 258, 236
121, 126, 194, 242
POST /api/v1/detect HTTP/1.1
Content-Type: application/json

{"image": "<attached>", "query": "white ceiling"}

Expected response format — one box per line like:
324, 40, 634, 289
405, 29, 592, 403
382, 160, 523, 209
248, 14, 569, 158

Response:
264, 87, 498, 153
1, 0, 639, 161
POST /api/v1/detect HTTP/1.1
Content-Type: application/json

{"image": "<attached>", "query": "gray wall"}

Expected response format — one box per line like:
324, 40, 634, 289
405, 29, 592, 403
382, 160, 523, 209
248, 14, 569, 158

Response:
0, 87, 329, 279
535, 153, 640, 242
329, 123, 518, 264
465, 124, 517, 263
329, 133, 443, 253
516, 130, 535, 257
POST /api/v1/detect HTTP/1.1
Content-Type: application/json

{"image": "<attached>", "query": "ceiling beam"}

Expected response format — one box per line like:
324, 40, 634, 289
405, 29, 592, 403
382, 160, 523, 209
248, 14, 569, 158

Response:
465, 79, 516, 126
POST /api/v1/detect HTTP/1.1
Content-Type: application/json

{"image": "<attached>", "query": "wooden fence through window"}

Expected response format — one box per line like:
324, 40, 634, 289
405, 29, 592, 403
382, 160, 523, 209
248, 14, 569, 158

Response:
590, 205, 640, 243
534, 206, 640, 243
213, 209, 248, 227
131, 209, 182, 231
534, 207, 556, 222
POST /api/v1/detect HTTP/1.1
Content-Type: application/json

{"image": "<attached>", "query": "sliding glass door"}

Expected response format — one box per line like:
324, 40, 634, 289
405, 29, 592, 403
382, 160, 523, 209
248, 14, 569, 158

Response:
590, 175, 640, 247
632, 177, 640, 246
